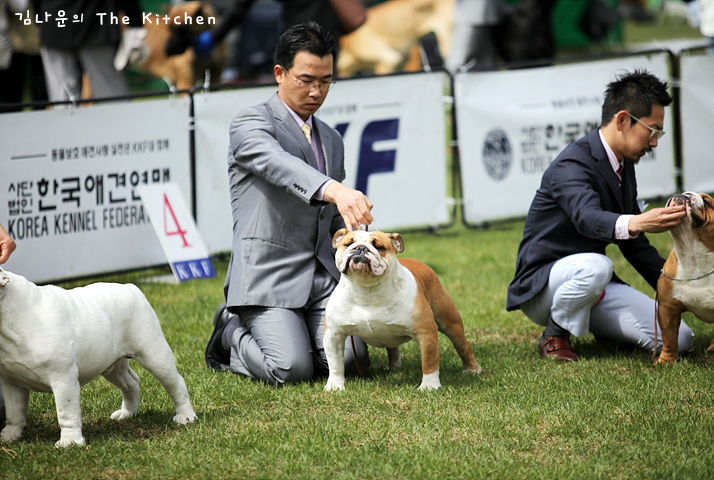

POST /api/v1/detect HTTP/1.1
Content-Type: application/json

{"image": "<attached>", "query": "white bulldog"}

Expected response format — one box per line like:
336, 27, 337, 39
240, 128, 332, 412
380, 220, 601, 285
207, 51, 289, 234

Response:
0, 268, 196, 447
324, 229, 482, 391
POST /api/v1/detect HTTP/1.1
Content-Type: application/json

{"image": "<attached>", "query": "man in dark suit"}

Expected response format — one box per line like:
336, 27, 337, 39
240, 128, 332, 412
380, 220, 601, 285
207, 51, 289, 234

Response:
507, 69, 694, 362
205, 22, 373, 384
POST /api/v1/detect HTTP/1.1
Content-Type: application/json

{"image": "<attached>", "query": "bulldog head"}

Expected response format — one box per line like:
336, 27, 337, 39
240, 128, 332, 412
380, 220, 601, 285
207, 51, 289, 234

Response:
332, 229, 404, 286
666, 192, 714, 251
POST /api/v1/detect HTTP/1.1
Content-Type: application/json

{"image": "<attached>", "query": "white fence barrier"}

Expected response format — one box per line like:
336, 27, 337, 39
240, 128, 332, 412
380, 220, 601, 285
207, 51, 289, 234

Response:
454, 53, 677, 225
2, 51, 711, 282
679, 51, 714, 193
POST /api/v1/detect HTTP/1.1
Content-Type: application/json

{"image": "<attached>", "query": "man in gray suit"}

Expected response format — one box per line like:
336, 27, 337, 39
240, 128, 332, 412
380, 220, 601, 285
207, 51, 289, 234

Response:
205, 22, 373, 385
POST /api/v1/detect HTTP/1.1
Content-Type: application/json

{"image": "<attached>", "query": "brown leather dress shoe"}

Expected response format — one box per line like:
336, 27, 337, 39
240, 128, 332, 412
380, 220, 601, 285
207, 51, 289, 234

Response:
538, 335, 578, 362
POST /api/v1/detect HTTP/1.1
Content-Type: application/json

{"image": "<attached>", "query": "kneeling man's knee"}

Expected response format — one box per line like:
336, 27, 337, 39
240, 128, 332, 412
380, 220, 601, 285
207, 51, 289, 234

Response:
587, 254, 614, 290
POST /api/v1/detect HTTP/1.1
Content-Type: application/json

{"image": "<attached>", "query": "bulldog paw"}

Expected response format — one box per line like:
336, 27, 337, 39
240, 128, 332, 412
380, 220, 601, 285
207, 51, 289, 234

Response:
55, 435, 85, 447
418, 371, 441, 390
656, 353, 679, 365
110, 408, 137, 420
464, 363, 483, 375
324, 377, 346, 392
0, 425, 23, 443
173, 412, 197, 425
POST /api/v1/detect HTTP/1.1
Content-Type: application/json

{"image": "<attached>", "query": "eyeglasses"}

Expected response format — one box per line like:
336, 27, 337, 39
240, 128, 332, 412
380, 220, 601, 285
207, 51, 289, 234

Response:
284, 68, 335, 92
627, 112, 665, 140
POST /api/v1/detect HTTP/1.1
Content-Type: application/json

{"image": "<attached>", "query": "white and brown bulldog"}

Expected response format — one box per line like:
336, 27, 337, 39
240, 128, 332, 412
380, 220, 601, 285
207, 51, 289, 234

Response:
0, 268, 196, 447
657, 192, 714, 364
324, 229, 481, 391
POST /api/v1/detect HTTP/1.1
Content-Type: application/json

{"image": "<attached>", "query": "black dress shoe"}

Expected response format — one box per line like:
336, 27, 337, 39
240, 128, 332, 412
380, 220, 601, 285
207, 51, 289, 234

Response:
205, 303, 232, 371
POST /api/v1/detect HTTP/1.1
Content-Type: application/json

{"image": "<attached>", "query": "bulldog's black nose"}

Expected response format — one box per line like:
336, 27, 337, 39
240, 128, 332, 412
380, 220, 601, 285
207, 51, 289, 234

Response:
350, 246, 370, 264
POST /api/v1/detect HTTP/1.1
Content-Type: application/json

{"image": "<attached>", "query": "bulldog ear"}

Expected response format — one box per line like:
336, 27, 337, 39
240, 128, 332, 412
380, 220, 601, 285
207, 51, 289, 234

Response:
389, 233, 404, 253
332, 228, 348, 248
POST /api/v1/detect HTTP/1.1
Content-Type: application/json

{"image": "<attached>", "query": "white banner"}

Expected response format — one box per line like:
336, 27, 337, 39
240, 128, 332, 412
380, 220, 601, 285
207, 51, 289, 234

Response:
193, 71, 453, 254
455, 53, 676, 225
0, 97, 192, 283
679, 52, 714, 194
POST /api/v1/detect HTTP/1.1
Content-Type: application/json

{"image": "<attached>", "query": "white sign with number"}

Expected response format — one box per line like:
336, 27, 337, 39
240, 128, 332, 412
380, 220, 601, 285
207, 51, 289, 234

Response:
136, 183, 215, 282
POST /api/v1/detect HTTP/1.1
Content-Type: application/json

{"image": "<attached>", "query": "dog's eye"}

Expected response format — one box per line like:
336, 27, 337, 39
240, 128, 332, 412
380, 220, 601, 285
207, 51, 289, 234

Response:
372, 242, 386, 251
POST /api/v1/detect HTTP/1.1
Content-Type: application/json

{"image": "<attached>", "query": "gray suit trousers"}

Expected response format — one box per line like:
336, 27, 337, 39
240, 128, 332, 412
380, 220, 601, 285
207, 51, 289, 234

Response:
228, 265, 369, 385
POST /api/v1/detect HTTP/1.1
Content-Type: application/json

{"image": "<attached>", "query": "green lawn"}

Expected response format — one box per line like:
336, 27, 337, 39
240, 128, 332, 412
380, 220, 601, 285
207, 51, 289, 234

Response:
2, 216, 714, 479
3, 10, 713, 480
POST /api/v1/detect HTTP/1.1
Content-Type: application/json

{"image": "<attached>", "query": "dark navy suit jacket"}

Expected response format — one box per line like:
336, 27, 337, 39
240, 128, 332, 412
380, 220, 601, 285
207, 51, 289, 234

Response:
506, 129, 664, 311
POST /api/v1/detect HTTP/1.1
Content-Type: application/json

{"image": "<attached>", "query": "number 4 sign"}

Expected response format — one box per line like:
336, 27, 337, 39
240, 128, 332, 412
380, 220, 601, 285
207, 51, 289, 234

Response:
136, 183, 216, 282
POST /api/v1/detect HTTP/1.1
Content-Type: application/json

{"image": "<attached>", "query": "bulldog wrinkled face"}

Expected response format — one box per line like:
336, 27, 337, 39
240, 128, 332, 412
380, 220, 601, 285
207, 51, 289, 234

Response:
332, 229, 404, 283
667, 192, 714, 249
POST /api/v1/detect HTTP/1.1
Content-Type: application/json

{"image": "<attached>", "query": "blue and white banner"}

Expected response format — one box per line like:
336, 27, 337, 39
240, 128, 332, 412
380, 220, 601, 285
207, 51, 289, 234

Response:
0, 96, 192, 283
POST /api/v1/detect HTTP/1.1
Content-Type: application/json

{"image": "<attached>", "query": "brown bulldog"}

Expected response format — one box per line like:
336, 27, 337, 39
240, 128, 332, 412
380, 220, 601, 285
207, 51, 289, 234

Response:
657, 192, 714, 364
324, 228, 481, 391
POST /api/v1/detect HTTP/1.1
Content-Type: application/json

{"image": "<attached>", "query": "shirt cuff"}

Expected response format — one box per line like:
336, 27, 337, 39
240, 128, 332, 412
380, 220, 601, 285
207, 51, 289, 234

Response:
314, 179, 335, 202
615, 214, 638, 240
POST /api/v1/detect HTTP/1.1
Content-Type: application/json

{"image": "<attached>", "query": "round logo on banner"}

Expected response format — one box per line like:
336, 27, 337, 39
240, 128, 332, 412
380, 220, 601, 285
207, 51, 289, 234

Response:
482, 129, 512, 181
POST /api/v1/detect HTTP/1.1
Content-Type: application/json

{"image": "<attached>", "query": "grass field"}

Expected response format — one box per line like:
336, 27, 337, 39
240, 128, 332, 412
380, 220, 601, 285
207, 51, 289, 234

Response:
3, 9, 713, 480
2, 214, 714, 479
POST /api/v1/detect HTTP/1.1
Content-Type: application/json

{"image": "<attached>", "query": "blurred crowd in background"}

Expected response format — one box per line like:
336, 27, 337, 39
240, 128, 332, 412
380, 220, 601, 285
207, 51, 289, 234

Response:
0, 0, 713, 109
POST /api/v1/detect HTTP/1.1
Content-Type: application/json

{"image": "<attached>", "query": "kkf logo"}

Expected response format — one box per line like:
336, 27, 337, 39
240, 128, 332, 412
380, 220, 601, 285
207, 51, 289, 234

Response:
482, 129, 512, 181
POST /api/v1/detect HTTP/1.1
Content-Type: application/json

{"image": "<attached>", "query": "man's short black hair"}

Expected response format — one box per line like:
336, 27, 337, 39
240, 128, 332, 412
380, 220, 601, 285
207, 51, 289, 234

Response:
274, 21, 337, 72
600, 69, 672, 127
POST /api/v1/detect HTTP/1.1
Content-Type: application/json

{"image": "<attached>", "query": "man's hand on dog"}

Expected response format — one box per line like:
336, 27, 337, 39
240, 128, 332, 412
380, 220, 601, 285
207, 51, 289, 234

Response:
324, 182, 373, 231
628, 204, 687, 235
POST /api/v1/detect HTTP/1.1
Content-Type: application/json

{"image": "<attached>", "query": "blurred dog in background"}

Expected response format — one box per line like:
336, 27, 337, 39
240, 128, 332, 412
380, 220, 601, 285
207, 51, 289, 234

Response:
337, 0, 455, 76
116, 1, 226, 91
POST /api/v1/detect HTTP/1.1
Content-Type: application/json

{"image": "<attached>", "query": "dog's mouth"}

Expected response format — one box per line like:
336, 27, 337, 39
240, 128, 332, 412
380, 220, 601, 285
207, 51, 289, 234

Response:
668, 192, 708, 228
342, 246, 374, 274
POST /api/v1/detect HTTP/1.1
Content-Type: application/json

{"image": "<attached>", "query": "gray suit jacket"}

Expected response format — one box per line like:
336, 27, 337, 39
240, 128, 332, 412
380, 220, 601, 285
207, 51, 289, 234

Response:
224, 93, 346, 309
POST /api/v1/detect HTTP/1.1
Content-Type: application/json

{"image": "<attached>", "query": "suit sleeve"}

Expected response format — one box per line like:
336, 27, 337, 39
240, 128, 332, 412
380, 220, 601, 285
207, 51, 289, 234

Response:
228, 107, 331, 203
618, 186, 665, 290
